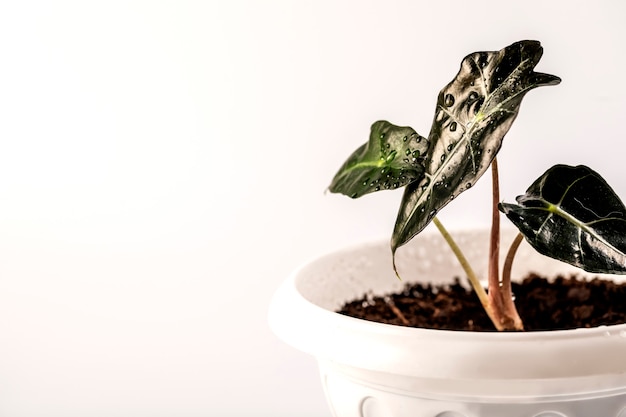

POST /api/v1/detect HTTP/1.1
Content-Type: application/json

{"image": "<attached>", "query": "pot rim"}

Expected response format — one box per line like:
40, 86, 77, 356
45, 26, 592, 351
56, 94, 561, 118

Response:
288, 234, 626, 340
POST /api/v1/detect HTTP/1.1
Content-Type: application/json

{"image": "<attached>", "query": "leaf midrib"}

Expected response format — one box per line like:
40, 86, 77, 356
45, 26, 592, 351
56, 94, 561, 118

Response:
531, 199, 626, 261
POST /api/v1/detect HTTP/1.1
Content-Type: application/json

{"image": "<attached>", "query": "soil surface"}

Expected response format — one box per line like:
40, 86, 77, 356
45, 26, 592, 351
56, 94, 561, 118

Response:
337, 274, 626, 331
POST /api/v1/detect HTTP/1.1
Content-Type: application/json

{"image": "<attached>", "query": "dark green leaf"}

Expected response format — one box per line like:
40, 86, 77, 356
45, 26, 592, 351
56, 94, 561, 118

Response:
328, 121, 429, 198
392, 40, 561, 252
499, 164, 626, 274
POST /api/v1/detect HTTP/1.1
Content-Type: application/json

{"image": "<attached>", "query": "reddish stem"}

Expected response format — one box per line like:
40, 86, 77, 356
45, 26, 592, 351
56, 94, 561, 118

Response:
502, 233, 525, 330
487, 158, 524, 331
487, 159, 504, 320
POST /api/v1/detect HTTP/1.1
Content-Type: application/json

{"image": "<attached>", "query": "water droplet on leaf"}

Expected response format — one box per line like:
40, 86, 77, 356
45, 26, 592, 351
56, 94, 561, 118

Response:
449, 122, 457, 132
444, 93, 455, 107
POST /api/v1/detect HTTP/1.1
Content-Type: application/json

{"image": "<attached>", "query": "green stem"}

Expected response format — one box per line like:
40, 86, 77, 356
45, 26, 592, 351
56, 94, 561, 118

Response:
432, 217, 501, 329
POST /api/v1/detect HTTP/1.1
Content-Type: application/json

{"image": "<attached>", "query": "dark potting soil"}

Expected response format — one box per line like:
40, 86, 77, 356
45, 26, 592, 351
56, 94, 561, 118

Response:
337, 274, 626, 331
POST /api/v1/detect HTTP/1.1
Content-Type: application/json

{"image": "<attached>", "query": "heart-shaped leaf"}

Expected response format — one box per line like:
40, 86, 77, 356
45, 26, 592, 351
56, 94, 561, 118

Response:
499, 164, 626, 274
392, 40, 561, 252
328, 120, 429, 198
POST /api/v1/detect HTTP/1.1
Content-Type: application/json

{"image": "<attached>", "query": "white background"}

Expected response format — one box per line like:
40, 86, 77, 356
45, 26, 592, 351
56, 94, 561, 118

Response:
0, 1, 624, 416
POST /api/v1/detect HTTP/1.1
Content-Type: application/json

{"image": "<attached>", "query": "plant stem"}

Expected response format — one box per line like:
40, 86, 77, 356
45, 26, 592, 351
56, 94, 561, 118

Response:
487, 158, 502, 318
487, 159, 524, 331
432, 216, 502, 330
502, 232, 525, 330
431, 159, 524, 331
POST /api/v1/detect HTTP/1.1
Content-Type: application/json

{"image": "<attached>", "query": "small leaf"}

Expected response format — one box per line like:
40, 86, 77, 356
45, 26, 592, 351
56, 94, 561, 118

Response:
328, 121, 429, 198
392, 40, 561, 252
499, 164, 626, 274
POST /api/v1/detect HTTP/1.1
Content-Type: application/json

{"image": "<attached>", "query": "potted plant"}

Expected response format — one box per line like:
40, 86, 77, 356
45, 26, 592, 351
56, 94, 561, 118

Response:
269, 40, 626, 416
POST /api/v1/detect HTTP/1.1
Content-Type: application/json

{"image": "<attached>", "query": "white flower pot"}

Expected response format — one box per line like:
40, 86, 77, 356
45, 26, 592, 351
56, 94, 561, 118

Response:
269, 229, 626, 417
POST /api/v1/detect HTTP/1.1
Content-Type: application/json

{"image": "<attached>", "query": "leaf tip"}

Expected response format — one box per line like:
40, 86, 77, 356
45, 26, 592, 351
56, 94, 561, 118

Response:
391, 249, 403, 281
533, 72, 562, 87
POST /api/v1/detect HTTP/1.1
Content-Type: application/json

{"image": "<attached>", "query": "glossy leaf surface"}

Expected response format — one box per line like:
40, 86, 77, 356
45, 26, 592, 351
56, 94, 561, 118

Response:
500, 164, 626, 274
329, 121, 429, 198
392, 40, 561, 252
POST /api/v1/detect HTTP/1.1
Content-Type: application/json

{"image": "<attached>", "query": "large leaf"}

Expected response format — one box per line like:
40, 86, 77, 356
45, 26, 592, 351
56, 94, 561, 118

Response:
392, 40, 561, 252
328, 120, 429, 198
499, 164, 626, 274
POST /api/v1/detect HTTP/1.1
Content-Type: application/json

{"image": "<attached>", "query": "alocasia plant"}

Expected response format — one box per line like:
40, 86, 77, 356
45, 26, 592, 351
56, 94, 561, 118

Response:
329, 40, 626, 331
